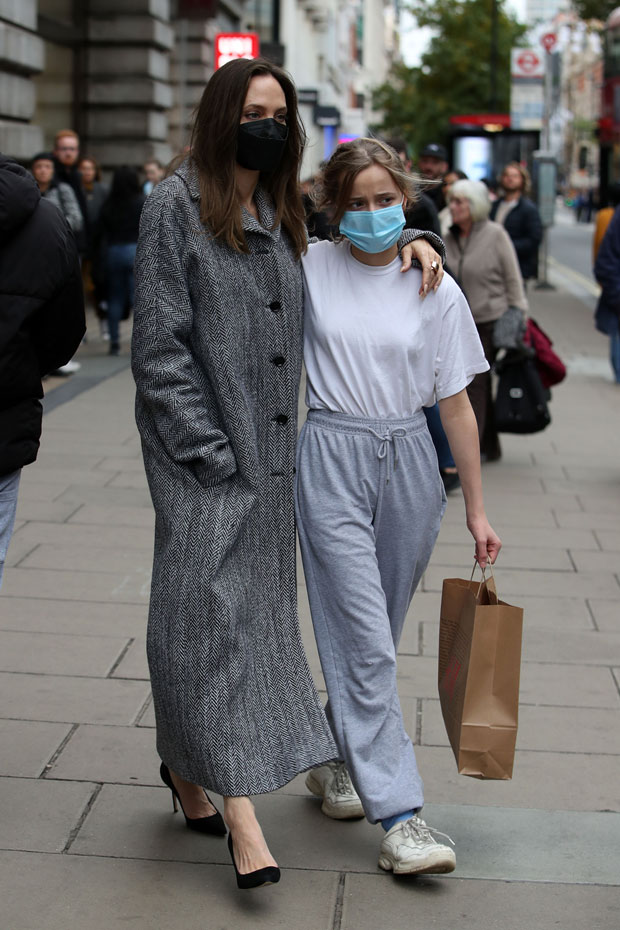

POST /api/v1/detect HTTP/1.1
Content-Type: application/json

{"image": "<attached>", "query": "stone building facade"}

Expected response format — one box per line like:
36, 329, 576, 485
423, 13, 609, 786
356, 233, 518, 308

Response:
0, 0, 394, 174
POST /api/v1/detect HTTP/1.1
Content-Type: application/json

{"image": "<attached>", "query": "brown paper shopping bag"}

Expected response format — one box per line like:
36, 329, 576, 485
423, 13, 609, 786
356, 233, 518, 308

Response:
438, 565, 523, 779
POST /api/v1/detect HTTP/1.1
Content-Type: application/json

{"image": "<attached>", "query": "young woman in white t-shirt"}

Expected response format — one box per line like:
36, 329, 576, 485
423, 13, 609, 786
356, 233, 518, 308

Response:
295, 138, 502, 876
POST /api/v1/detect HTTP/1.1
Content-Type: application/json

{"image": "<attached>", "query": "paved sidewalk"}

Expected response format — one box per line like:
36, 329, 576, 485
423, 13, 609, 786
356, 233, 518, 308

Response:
1, 277, 619, 930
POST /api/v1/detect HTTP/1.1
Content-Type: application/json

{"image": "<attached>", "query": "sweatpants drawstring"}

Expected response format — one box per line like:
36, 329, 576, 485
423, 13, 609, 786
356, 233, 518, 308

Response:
367, 427, 407, 484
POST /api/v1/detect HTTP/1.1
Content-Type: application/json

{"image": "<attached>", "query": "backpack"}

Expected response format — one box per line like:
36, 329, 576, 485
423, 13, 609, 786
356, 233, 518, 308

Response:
494, 349, 551, 435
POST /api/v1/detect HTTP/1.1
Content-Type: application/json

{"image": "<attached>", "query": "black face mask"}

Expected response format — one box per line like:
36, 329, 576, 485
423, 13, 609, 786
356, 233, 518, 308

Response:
236, 118, 288, 172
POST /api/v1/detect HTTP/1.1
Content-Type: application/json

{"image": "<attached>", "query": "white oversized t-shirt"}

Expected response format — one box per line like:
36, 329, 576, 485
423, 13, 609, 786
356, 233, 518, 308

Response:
301, 240, 489, 419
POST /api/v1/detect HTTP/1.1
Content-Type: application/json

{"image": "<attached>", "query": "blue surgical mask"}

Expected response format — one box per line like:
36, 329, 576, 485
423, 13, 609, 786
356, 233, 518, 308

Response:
339, 199, 406, 254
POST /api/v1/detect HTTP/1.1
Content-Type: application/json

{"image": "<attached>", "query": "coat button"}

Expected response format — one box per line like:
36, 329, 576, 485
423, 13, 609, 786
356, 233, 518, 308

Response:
269, 300, 282, 312
272, 355, 285, 366
274, 414, 288, 425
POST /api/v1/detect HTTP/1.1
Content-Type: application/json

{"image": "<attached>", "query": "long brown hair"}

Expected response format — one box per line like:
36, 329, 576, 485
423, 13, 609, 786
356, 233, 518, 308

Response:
313, 137, 419, 226
190, 58, 307, 258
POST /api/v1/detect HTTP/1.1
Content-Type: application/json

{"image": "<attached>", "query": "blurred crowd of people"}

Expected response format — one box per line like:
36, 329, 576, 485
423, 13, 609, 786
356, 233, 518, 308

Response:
29, 130, 165, 361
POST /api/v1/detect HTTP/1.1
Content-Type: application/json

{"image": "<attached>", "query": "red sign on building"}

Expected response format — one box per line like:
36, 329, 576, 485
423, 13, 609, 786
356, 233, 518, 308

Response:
214, 33, 260, 70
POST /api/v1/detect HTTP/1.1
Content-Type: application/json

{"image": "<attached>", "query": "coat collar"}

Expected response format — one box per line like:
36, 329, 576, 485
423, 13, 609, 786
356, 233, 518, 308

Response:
176, 159, 280, 242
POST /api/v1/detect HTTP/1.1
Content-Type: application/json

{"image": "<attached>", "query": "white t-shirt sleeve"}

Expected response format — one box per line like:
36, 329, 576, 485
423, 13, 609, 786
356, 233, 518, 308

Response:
434, 278, 490, 401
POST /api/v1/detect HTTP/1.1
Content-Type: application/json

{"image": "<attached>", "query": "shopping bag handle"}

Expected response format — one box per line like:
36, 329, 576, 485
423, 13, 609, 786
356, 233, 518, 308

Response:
469, 560, 499, 604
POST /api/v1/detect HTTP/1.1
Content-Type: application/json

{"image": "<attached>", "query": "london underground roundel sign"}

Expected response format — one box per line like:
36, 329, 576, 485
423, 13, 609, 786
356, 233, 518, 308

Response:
517, 50, 541, 74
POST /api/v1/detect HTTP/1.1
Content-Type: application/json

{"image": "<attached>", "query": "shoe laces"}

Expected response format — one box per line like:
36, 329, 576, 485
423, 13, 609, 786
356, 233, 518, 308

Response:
401, 815, 455, 847
332, 762, 357, 797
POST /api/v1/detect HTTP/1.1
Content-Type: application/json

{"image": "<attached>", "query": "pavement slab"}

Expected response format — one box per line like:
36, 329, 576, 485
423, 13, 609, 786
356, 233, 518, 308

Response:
94, 456, 147, 472
555, 509, 620, 530
0, 776, 96, 852
11, 519, 154, 551
106, 471, 151, 489
2, 536, 39, 568
33, 452, 107, 470
0, 851, 340, 930
517, 662, 620, 708
418, 804, 620, 885
54, 484, 154, 508
18, 466, 112, 488
0, 719, 72, 777
18, 542, 153, 575
421, 623, 620, 665
68, 783, 620, 886
420, 698, 620, 755
0, 596, 147, 637
69, 784, 384, 873
13, 499, 81, 523
570, 549, 620, 573
8, 481, 68, 503
408, 746, 620, 812
591, 598, 620, 631
0, 566, 151, 603
341, 875, 620, 930
431, 542, 573, 571
136, 696, 155, 727
67, 503, 155, 528
0, 672, 150, 725
595, 530, 620, 551
0, 630, 129, 677
110, 637, 149, 679
436, 523, 600, 550
423, 565, 620, 599
47, 723, 160, 785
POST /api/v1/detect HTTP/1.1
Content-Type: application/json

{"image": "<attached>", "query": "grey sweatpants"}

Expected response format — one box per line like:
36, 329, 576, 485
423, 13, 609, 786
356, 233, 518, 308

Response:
295, 409, 446, 824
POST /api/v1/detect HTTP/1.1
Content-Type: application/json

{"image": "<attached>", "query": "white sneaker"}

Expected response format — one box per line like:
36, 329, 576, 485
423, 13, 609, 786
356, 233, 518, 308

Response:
50, 360, 81, 376
305, 761, 365, 819
378, 815, 456, 875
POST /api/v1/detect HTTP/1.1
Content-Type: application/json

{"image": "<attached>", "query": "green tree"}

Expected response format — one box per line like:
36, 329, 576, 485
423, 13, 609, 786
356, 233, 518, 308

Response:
372, 0, 526, 158
571, 0, 615, 21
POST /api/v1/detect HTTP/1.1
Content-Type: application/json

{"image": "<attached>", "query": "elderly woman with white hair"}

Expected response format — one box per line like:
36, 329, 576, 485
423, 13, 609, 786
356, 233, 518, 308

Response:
446, 178, 528, 461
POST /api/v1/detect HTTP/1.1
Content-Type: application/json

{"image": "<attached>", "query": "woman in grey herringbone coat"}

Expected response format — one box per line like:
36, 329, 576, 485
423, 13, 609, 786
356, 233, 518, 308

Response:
132, 58, 442, 888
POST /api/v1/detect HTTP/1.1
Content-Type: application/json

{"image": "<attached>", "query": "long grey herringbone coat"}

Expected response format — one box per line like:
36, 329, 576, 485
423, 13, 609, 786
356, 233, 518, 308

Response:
132, 161, 337, 795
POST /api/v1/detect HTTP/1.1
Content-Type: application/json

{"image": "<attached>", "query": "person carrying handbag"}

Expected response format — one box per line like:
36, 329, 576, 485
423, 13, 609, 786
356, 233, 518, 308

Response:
445, 179, 528, 461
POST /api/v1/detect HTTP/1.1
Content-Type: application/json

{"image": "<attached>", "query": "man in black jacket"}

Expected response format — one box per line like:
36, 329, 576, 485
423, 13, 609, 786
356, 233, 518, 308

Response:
0, 155, 85, 586
383, 137, 442, 236
490, 162, 543, 282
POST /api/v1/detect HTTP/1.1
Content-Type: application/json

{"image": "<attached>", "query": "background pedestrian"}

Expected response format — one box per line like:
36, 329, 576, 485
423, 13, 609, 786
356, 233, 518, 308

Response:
99, 167, 145, 356
439, 169, 467, 236
446, 179, 528, 461
490, 162, 543, 283
78, 155, 110, 339
31, 152, 83, 237
418, 142, 449, 211
0, 154, 85, 586
594, 203, 620, 383
142, 159, 164, 195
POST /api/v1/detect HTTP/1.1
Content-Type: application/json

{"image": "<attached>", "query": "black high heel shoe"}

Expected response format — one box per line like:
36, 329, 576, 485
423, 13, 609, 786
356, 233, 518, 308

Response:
227, 833, 281, 889
159, 762, 227, 836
